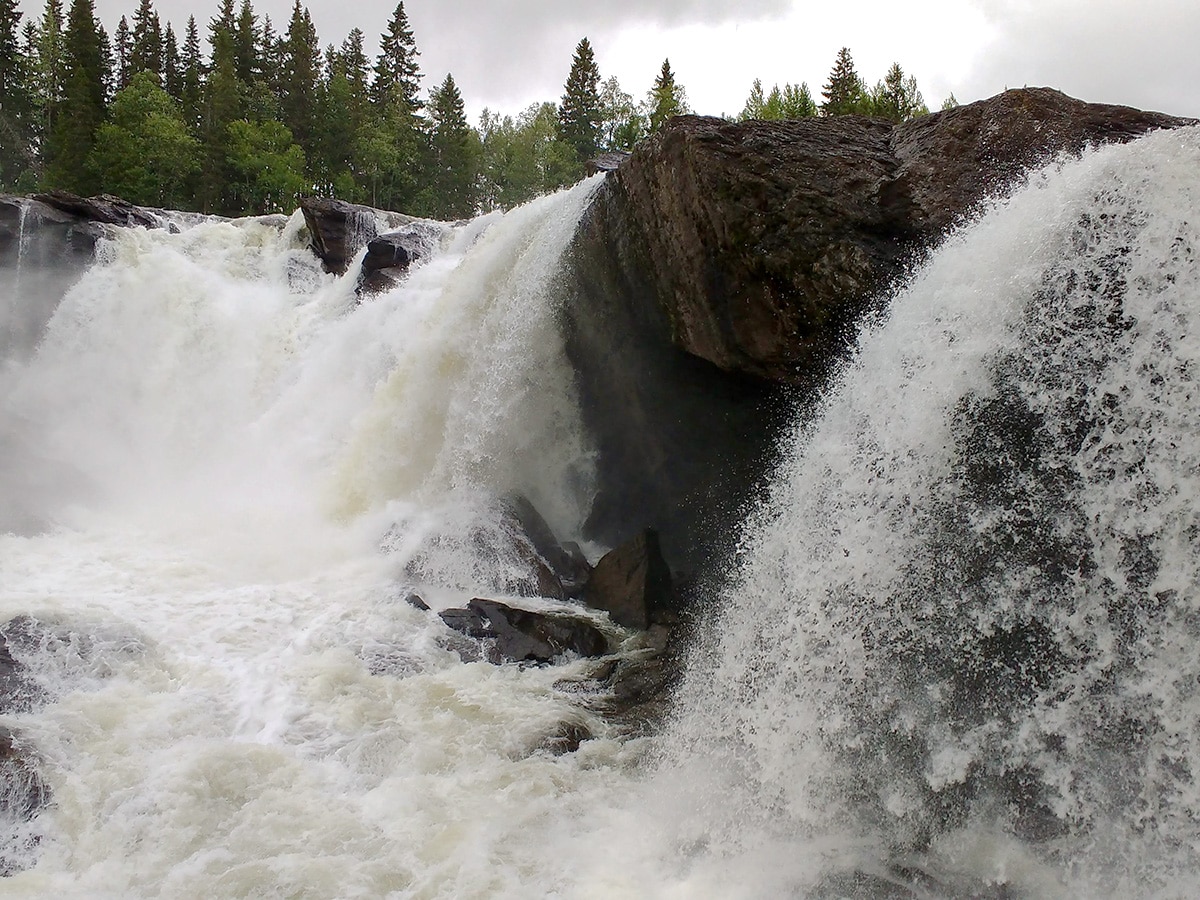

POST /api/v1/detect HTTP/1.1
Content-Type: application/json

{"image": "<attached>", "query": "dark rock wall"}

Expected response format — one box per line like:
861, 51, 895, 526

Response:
563, 88, 1194, 575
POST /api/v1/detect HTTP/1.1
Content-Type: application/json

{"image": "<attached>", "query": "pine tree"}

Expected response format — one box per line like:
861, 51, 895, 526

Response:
371, 2, 422, 114
424, 72, 477, 219
46, 0, 106, 192
940, 93, 959, 111
646, 58, 687, 134
558, 36, 600, 164
129, 0, 162, 80
821, 47, 867, 116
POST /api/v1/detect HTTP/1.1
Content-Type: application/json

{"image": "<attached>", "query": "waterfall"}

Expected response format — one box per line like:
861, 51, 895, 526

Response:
646, 125, 1200, 897
2, 124, 1200, 898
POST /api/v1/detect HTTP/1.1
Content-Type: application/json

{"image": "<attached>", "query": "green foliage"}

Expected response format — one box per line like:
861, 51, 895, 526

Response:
868, 62, 927, 122
559, 36, 601, 165
371, 1, 421, 113
598, 76, 644, 151
278, 0, 317, 156
87, 70, 198, 206
45, 0, 107, 193
421, 72, 478, 219
0, 0, 962, 220
821, 46, 869, 116
740, 78, 816, 121
478, 102, 577, 211
941, 93, 959, 111
646, 58, 688, 134
224, 117, 305, 213
129, 0, 161, 79
0, 0, 36, 187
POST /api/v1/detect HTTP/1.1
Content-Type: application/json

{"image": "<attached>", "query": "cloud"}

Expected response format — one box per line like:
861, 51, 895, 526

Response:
959, 0, 1200, 116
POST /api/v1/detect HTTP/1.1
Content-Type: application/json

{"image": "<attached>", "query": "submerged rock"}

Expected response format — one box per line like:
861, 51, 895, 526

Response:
438, 598, 609, 664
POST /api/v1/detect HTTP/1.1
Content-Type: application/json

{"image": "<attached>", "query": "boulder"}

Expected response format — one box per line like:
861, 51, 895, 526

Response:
357, 225, 444, 295
31, 190, 162, 230
582, 529, 675, 630
300, 197, 427, 276
438, 598, 609, 664
563, 88, 1195, 573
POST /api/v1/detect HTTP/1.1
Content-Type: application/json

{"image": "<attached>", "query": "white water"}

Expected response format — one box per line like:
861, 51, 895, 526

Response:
0, 178, 654, 897
4, 128, 1200, 898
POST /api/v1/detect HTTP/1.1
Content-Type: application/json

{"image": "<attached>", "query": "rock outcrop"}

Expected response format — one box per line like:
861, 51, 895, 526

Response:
582, 529, 675, 629
564, 88, 1195, 571
299, 197, 444, 291
438, 598, 609, 664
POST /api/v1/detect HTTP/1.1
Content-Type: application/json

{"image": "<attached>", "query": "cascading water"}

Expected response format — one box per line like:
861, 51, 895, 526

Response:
2, 124, 1200, 899
0, 178, 646, 897
622, 125, 1200, 898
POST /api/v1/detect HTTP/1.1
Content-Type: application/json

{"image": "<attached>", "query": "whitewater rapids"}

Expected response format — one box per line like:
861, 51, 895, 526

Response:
3, 125, 1200, 898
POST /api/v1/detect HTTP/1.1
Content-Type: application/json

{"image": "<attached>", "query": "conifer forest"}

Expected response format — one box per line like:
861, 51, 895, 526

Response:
0, 0, 939, 217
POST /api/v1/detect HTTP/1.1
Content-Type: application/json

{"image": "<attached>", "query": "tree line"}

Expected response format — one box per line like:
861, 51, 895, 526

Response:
0, 0, 946, 217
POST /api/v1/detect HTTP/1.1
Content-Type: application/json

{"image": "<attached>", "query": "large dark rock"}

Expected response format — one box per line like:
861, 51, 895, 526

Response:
438, 598, 609, 664
582, 529, 674, 630
564, 88, 1194, 573
31, 191, 162, 230
299, 197, 425, 276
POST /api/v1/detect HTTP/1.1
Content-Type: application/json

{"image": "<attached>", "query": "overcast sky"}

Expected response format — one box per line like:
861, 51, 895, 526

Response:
18, 0, 1200, 121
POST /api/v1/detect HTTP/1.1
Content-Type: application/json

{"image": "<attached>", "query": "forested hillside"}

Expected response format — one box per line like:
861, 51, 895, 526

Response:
0, 0, 937, 216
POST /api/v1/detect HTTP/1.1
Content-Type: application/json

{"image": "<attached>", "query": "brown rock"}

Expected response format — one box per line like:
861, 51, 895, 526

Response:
582, 530, 674, 629
562, 88, 1194, 573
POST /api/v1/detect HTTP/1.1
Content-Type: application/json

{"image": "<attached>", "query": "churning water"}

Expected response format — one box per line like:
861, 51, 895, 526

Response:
2, 126, 1200, 898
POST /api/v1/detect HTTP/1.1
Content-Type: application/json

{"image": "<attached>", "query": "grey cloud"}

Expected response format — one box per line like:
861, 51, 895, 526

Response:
960, 0, 1200, 117
79, 0, 790, 112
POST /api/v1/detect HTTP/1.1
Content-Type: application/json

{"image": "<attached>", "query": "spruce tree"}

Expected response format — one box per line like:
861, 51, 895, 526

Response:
32, 0, 66, 149
278, 0, 318, 158
162, 23, 181, 98
425, 72, 477, 219
371, 2, 422, 113
558, 36, 600, 164
869, 62, 926, 122
646, 58, 687, 134
234, 0, 258, 86
179, 15, 201, 125
46, 0, 106, 192
363, 2, 425, 211
113, 15, 130, 90
129, 0, 162, 80
0, 0, 35, 187
821, 47, 866, 116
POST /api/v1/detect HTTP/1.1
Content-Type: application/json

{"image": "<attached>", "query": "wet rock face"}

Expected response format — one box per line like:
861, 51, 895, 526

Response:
582, 529, 675, 630
438, 598, 609, 664
563, 88, 1194, 573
